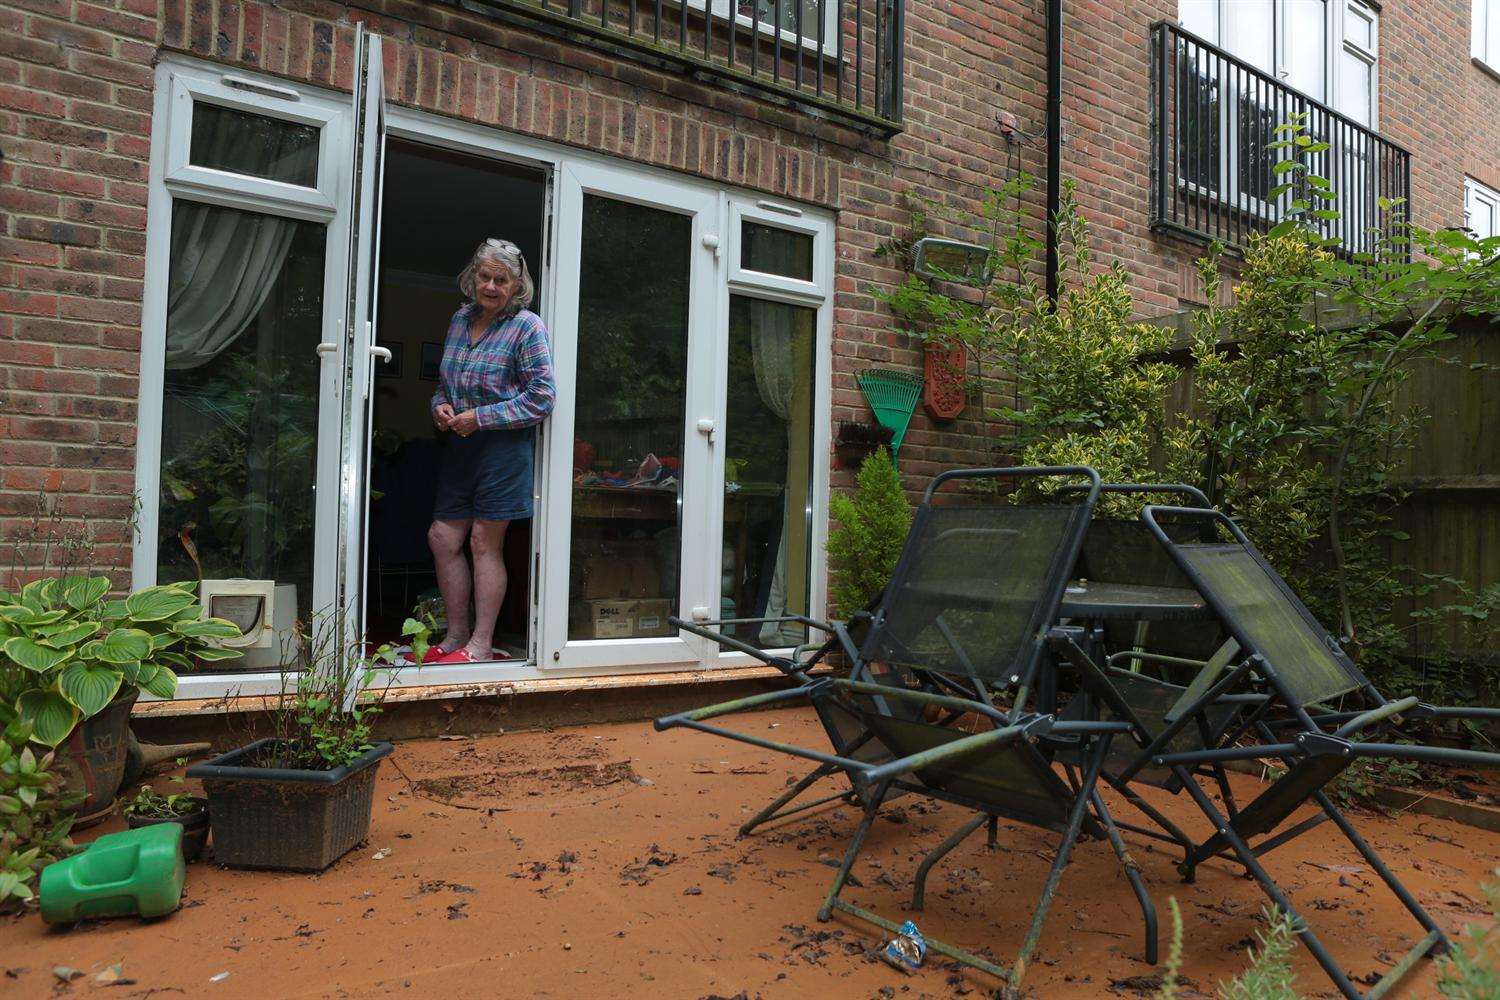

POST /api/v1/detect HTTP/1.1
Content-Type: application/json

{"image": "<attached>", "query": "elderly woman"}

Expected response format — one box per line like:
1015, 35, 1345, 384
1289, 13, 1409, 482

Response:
424, 239, 555, 664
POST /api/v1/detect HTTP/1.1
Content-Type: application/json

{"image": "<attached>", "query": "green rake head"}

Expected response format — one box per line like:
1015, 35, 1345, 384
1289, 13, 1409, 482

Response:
857, 368, 923, 463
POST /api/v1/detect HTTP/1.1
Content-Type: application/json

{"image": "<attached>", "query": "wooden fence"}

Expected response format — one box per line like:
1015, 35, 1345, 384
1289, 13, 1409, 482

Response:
1157, 313, 1499, 662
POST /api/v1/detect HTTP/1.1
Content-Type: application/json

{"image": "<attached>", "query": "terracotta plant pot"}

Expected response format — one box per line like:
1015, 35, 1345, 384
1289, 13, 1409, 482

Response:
125, 796, 210, 863
56, 688, 139, 828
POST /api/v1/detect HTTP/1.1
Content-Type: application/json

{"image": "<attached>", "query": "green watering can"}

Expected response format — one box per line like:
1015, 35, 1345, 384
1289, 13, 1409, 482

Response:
40, 824, 186, 923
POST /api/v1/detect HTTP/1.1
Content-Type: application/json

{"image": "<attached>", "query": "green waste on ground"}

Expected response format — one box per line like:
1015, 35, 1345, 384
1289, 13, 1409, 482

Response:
39, 823, 186, 923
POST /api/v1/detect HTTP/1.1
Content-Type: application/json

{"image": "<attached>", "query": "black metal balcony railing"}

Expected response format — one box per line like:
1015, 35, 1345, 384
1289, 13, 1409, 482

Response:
450, 0, 904, 134
1150, 20, 1411, 259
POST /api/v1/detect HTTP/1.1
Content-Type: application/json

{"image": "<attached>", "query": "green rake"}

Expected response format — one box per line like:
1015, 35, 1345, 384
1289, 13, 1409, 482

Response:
857, 368, 923, 465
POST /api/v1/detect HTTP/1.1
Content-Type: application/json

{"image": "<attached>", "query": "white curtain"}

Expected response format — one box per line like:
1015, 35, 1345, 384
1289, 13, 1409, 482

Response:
749, 301, 802, 647
165, 205, 296, 370
163, 108, 308, 370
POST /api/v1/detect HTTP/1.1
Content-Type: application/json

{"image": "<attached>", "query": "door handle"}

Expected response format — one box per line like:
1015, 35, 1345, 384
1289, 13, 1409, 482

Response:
370, 345, 392, 363
316, 342, 337, 356
696, 417, 716, 443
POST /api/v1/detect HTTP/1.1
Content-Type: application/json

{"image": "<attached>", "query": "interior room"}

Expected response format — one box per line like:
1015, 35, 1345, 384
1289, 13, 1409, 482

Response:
366, 139, 547, 659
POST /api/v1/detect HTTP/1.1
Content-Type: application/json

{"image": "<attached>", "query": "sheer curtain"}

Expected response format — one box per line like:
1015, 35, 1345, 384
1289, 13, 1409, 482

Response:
164, 109, 313, 370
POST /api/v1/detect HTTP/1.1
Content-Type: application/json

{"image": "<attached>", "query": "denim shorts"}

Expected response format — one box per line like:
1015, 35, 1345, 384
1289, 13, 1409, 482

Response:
432, 427, 535, 522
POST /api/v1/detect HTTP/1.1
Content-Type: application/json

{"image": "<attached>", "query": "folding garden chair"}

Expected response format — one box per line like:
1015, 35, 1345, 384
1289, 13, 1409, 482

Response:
658, 467, 1161, 991
1050, 485, 1256, 858
1129, 504, 1500, 1000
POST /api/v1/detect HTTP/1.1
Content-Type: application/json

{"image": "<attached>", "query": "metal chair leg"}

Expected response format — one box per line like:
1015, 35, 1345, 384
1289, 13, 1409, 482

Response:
1008, 736, 1108, 996
911, 813, 987, 911
738, 761, 841, 837
818, 780, 890, 922
1091, 789, 1158, 965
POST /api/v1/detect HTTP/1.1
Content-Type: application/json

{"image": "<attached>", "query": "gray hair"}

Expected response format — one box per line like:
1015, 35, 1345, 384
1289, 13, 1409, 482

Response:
457, 238, 534, 313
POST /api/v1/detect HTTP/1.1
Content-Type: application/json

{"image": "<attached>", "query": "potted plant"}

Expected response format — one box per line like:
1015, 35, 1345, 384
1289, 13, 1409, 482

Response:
0, 578, 242, 819
834, 421, 895, 471
188, 617, 429, 872
122, 764, 209, 863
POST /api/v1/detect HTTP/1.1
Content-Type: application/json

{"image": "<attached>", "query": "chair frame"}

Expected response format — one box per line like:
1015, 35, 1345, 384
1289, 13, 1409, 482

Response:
1135, 503, 1500, 1000
657, 467, 1165, 988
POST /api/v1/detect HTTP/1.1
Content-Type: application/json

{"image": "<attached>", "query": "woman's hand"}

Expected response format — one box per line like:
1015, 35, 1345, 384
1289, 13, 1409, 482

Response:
433, 402, 456, 430
449, 409, 480, 437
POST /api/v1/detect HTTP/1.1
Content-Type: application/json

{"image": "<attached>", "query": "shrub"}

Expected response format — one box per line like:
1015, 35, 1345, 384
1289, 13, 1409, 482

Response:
0, 715, 80, 909
827, 447, 912, 617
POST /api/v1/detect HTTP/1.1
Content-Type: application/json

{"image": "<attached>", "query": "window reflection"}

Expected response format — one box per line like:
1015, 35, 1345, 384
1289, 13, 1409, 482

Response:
724, 296, 815, 649
569, 196, 691, 641
157, 204, 326, 662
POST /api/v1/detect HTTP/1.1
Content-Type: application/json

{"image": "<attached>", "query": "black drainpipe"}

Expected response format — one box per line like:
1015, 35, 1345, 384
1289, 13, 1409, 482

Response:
1045, 0, 1063, 304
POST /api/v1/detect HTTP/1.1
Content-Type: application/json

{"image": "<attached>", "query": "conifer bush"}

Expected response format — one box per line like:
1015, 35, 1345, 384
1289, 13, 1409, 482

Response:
827, 447, 912, 617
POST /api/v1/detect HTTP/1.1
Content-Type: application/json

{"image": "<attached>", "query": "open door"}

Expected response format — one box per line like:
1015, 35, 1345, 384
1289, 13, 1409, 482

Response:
336, 24, 387, 676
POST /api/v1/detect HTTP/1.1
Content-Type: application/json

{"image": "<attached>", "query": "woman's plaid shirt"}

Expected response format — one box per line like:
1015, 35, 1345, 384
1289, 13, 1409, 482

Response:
431, 304, 556, 430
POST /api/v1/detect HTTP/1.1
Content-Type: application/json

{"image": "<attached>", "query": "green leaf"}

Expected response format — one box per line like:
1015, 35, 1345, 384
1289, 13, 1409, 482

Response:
59, 661, 123, 717
63, 576, 111, 611
124, 587, 198, 622
17, 690, 79, 748
169, 618, 242, 640
20, 579, 58, 610
100, 599, 129, 621
1271, 160, 1302, 175
2, 637, 73, 673
140, 664, 177, 700
190, 647, 242, 663
93, 628, 153, 664
37, 622, 100, 649
118, 661, 145, 685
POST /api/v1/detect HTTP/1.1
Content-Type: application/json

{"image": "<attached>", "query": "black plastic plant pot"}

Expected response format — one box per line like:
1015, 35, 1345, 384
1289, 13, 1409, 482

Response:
125, 796, 210, 863
186, 739, 394, 873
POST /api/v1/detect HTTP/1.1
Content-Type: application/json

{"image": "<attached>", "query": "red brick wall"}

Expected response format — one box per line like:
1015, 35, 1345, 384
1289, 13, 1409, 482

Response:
1, 0, 1494, 582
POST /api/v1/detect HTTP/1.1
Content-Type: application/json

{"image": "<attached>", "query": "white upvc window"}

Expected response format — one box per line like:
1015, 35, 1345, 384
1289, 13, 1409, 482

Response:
1466, 176, 1500, 240
1475, 0, 1500, 70
1178, 0, 1377, 124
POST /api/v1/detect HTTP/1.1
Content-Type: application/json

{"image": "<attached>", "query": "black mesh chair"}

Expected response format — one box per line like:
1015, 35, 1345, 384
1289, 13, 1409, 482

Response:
657, 467, 1160, 990
1133, 504, 1500, 1000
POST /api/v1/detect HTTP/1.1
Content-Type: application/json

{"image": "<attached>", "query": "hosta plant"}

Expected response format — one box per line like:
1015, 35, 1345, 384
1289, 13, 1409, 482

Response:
0, 578, 242, 747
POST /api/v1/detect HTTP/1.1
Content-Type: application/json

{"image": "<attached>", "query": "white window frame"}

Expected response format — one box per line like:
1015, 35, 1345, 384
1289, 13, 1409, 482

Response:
162, 71, 344, 222
1335, 0, 1378, 128
713, 197, 834, 669
702, 0, 841, 59
1465, 176, 1500, 240
134, 58, 834, 700
1475, 0, 1500, 70
136, 60, 355, 705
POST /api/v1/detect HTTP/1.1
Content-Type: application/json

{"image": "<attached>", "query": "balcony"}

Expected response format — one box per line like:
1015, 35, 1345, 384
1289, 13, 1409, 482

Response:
1149, 20, 1410, 259
447, 0, 905, 135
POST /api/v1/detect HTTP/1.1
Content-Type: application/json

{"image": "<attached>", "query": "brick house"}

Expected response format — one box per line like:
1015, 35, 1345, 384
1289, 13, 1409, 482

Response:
1, 0, 1496, 707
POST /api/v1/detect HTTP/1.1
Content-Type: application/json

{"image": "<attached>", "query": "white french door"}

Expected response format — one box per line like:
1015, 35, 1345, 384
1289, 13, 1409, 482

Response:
539, 161, 721, 670
337, 25, 388, 657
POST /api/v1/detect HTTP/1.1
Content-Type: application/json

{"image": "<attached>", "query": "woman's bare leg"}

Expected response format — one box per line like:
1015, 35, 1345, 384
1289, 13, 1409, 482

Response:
465, 519, 510, 660
428, 518, 473, 652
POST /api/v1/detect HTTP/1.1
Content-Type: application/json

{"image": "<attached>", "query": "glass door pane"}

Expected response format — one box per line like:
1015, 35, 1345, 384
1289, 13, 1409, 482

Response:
568, 196, 692, 642
156, 204, 327, 663
722, 296, 816, 649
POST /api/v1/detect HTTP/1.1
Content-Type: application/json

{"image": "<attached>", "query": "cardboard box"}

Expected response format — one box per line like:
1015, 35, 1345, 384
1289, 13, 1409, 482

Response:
571, 598, 674, 639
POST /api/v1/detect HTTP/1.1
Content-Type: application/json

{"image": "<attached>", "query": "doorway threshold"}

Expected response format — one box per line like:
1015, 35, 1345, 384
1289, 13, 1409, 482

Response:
131, 662, 807, 718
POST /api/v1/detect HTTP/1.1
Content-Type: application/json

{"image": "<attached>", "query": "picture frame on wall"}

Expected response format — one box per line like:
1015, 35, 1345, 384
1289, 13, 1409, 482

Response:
420, 342, 444, 381
375, 341, 403, 378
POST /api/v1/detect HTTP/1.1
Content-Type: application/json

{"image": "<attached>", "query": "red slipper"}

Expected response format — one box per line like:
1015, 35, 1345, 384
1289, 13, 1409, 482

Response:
421, 644, 451, 664
433, 647, 478, 664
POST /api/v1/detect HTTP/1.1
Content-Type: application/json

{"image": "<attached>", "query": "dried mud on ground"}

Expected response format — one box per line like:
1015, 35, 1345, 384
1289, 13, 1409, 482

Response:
3, 708, 1497, 999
